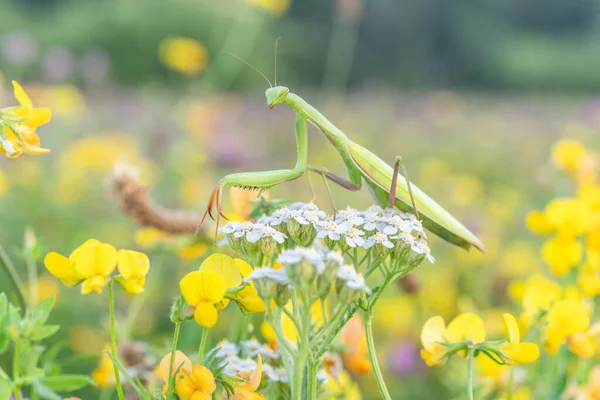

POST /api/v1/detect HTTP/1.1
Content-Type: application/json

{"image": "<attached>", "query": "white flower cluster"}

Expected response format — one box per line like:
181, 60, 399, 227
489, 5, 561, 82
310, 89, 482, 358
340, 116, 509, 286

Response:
336, 265, 372, 294
214, 339, 328, 384
244, 266, 291, 286
219, 202, 434, 264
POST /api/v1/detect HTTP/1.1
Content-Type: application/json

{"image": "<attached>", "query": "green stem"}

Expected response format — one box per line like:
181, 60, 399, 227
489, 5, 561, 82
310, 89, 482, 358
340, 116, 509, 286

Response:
467, 347, 475, 400
364, 313, 391, 400
292, 297, 310, 400
0, 243, 26, 312
167, 321, 182, 398
25, 252, 37, 306
506, 368, 514, 400
13, 340, 22, 400
108, 282, 125, 400
306, 357, 320, 400
197, 327, 209, 364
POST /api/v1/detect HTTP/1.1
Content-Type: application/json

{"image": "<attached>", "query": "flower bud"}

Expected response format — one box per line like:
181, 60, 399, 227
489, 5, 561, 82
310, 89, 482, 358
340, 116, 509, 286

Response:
274, 283, 291, 307
287, 219, 317, 247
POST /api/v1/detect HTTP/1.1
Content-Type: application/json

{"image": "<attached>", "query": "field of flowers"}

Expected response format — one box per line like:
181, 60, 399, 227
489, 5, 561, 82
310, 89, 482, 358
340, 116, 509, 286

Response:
2, 3, 600, 398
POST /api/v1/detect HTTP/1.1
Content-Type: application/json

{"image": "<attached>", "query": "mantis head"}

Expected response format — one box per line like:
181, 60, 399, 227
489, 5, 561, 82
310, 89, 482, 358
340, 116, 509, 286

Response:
266, 86, 289, 109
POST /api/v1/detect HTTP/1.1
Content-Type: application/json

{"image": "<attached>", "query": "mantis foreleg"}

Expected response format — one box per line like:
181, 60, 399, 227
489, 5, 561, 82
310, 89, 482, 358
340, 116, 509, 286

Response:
202, 115, 309, 236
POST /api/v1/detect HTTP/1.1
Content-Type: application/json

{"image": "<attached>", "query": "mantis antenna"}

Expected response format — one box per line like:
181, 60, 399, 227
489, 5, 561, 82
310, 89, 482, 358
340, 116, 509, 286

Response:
223, 51, 272, 88
274, 37, 282, 86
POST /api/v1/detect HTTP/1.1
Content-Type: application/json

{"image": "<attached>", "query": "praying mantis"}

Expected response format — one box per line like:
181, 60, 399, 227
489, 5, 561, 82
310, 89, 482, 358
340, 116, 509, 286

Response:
202, 59, 485, 252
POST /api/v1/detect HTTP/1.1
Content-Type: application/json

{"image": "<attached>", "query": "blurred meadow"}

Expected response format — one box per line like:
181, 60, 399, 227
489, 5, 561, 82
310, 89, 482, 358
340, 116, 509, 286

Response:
2, 0, 600, 399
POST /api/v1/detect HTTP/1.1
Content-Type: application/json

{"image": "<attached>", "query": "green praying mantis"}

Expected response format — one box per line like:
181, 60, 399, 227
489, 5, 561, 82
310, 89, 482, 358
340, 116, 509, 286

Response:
202, 55, 485, 253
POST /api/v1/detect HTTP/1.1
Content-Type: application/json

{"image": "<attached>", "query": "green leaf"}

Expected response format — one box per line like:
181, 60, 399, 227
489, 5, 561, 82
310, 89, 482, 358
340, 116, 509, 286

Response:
0, 375, 11, 400
39, 374, 95, 391
32, 381, 62, 400
41, 341, 67, 370
103, 350, 152, 400
19, 343, 44, 376
30, 297, 54, 327
29, 325, 60, 342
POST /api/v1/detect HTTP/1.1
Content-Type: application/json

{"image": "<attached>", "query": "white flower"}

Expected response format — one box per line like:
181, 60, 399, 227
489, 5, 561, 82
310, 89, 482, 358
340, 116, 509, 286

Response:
244, 267, 291, 285
316, 219, 348, 241
303, 209, 326, 225
324, 251, 345, 266
361, 206, 382, 231
343, 226, 365, 248
335, 207, 365, 226
241, 339, 280, 360
268, 207, 292, 226
246, 224, 287, 244
364, 232, 395, 249
411, 241, 435, 263
220, 221, 257, 239
336, 265, 371, 294
215, 340, 239, 358
382, 215, 416, 235
289, 209, 309, 225
277, 248, 323, 267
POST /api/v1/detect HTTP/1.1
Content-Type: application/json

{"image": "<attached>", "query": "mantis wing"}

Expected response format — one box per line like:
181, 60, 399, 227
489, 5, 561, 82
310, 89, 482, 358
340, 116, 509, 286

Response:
346, 142, 485, 252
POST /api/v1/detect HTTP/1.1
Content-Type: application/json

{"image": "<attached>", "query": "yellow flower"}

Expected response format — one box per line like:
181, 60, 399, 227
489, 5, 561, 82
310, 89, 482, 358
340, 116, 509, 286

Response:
116, 249, 150, 295
324, 370, 362, 400
199, 253, 244, 308
245, 0, 291, 17
158, 37, 209, 75
0, 81, 52, 158
445, 312, 486, 344
520, 274, 561, 316
578, 271, 600, 297
545, 198, 591, 236
235, 285, 266, 313
134, 227, 170, 248
544, 300, 590, 354
566, 323, 600, 358
179, 270, 226, 327
525, 210, 553, 235
159, 351, 216, 400
552, 139, 586, 174
230, 187, 269, 220
499, 313, 539, 364
177, 242, 209, 261
541, 236, 582, 276
420, 313, 486, 367
43, 240, 100, 287
72, 240, 118, 295
91, 345, 114, 387
420, 316, 448, 366
232, 355, 264, 399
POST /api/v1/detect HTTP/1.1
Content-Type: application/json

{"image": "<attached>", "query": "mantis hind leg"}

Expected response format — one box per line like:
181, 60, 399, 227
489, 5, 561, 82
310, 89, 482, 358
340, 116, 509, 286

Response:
389, 156, 420, 220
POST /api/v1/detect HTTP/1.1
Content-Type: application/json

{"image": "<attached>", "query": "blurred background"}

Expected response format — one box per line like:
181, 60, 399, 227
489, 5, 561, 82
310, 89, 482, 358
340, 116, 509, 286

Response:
1, 0, 599, 398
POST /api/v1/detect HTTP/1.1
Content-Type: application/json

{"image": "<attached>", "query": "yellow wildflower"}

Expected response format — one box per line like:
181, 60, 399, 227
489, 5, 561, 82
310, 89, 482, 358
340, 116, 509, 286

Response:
578, 271, 600, 297
525, 210, 553, 235
179, 270, 226, 327
245, 0, 291, 17
177, 242, 209, 261
44, 240, 93, 287
420, 316, 448, 367
520, 274, 561, 316
566, 323, 600, 358
0, 81, 52, 157
541, 236, 582, 276
232, 355, 264, 399
545, 198, 591, 236
325, 370, 362, 400
116, 249, 150, 295
552, 139, 586, 174
72, 240, 118, 295
544, 300, 590, 354
499, 314, 539, 364
159, 351, 216, 400
91, 345, 114, 387
158, 37, 209, 75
